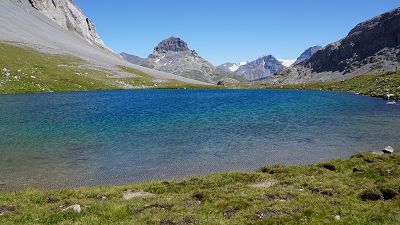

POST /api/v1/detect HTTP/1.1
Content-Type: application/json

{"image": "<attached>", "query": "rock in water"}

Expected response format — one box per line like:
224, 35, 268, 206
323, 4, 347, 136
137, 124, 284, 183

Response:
384, 94, 396, 101
383, 146, 395, 154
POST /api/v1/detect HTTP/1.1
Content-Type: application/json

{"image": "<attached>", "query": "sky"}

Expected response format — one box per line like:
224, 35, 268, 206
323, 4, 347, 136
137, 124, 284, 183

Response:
75, 0, 399, 65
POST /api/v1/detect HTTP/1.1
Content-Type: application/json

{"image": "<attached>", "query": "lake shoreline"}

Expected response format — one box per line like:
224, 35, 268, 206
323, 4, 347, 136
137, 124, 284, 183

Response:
1, 152, 399, 224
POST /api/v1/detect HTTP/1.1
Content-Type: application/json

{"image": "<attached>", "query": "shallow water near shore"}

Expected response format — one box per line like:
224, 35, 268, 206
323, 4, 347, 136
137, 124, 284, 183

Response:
0, 89, 399, 192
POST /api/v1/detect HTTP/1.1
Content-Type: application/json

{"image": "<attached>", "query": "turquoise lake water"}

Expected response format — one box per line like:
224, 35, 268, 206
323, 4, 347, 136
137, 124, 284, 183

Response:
0, 90, 399, 191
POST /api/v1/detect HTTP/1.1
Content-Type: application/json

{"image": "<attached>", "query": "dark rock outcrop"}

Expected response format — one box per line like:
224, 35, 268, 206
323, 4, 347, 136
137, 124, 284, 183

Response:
303, 8, 400, 73
154, 37, 190, 53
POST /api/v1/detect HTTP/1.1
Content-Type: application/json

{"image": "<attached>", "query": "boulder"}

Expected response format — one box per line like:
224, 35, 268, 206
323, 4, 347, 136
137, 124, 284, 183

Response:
62, 204, 81, 213
382, 146, 394, 154
1, 68, 10, 76
384, 94, 396, 101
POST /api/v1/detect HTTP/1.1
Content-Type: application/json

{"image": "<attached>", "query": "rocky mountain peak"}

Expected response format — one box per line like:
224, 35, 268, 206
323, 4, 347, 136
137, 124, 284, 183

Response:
27, 0, 107, 49
234, 54, 284, 81
142, 37, 235, 83
154, 36, 191, 53
258, 55, 278, 62
294, 46, 322, 64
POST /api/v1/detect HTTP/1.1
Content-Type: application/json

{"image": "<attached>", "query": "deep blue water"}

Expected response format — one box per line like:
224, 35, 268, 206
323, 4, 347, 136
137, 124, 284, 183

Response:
0, 90, 399, 191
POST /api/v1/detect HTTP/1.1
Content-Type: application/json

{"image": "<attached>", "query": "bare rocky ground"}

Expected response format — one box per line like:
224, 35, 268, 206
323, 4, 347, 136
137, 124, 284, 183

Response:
0, 0, 209, 85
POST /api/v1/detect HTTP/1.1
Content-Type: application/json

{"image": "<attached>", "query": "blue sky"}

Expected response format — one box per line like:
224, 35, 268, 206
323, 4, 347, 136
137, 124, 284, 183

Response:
76, 0, 399, 65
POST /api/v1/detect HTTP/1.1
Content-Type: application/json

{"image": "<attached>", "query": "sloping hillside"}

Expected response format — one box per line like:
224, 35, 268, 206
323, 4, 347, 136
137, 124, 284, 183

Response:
0, 0, 208, 88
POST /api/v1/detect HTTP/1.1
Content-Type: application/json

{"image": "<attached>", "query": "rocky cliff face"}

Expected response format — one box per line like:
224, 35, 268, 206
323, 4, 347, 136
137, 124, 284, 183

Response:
141, 37, 232, 83
28, 0, 107, 49
304, 7, 400, 73
268, 7, 400, 84
235, 55, 284, 81
294, 46, 322, 65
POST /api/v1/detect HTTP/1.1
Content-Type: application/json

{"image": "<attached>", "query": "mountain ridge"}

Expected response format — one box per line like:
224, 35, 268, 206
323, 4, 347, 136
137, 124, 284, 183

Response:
268, 7, 400, 84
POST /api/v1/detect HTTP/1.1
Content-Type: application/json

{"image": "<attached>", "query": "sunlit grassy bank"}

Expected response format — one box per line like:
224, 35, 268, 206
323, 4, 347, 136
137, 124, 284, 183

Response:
0, 43, 214, 94
1, 153, 399, 224
264, 71, 400, 100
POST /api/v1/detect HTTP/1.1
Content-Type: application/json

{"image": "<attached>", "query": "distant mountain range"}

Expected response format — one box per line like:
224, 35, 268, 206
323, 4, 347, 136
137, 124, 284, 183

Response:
218, 55, 285, 81
234, 55, 284, 81
2, 0, 400, 86
120, 7, 400, 85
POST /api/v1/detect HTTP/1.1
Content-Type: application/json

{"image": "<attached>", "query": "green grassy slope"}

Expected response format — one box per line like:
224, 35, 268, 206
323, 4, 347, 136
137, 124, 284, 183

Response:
0, 43, 213, 94
1, 153, 399, 224
263, 71, 400, 100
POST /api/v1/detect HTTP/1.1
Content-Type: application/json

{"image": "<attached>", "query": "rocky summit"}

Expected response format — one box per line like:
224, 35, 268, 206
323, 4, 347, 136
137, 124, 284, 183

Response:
141, 37, 232, 83
28, 0, 107, 49
269, 7, 400, 84
294, 46, 322, 65
234, 55, 284, 81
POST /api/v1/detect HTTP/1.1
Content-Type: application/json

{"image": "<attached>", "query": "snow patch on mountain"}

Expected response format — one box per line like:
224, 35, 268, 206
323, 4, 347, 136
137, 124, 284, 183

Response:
279, 59, 296, 67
